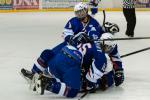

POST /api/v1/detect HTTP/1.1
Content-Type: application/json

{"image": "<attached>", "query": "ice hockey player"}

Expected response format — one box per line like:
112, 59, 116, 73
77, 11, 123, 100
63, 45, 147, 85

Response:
63, 2, 104, 40
53, 2, 104, 54
81, 32, 124, 91
89, 0, 100, 17
50, 2, 119, 56
100, 33, 124, 87
21, 32, 107, 98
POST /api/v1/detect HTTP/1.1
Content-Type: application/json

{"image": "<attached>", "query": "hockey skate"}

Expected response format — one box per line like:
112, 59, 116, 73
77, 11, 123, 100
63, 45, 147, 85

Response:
20, 68, 34, 83
31, 73, 53, 95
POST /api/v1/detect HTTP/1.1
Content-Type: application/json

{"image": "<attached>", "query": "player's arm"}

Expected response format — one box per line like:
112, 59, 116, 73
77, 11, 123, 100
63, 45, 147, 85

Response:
109, 45, 124, 86
32, 49, 55, 74
62, 19, 75, 43
89, 19, 105, 40
85, 43, 107, 88
109, 44, 122, 70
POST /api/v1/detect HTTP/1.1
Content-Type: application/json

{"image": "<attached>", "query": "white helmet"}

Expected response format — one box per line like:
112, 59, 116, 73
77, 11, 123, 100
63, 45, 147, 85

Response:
74, 2, 88, 19
100, 33, 116, 53
104, 22, 119, 35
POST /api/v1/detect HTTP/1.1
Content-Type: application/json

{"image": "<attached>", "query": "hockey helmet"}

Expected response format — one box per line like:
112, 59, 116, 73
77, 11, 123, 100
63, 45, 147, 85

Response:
100, 33, 116, 53
74, 2, 88, 19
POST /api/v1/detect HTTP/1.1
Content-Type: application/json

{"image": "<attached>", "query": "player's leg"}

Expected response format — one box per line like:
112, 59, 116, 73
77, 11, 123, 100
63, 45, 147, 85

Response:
33, 68, 80, 98
128, 8, 136, 37
21, 49, 55, 80
32, 42, 67, 74
123, 8, 130, 36
41, 67, 81, 98
38, 45, 82, 98
97, 58, 115, 90
21, 42, 67, 80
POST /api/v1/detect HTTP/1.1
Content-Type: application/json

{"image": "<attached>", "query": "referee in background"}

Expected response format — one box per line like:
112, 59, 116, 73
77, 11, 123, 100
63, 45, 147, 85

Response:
123, 0, 136, 37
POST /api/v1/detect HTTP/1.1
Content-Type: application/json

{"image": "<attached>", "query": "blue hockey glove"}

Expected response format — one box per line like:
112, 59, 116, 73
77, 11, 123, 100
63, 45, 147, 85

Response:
114, 69, 124, 86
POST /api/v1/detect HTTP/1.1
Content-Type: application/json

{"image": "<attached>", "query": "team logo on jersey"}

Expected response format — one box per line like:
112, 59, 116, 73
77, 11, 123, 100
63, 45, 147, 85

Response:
92, 34, 98, 40
68, 22, 72, 29
89, 25, 93, 27
91, 27, 96, 31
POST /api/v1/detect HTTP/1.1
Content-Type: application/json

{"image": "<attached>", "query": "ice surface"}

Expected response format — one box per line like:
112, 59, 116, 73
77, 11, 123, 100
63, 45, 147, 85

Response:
0, 11, 150, 100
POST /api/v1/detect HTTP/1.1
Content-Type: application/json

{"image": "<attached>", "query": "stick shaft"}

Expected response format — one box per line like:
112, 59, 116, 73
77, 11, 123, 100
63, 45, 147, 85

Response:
102, 10, 106, 27
121, 47, 150, 58
78, 92, 88, 100
95, 37, 150, 41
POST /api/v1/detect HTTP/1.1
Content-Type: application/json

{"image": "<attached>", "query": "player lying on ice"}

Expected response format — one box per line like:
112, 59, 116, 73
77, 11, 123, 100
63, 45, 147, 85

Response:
81, 33, 124, 92
21, 32, 124, 98
21, 2, 122, 98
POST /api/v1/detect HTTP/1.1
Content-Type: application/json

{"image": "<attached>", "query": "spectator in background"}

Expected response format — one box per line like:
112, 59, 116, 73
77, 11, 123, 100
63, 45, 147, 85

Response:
123, 0, 136, 37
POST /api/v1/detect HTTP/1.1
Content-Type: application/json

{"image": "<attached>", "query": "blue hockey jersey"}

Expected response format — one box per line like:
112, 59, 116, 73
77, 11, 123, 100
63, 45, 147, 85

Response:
63, 15, 104, 42
77, 42, 106, 83
89, 0, 100, 15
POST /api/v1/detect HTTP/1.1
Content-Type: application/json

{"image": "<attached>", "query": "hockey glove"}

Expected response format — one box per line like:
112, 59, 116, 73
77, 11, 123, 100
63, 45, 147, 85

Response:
85, 79, 97, 93
69, 32, 92, 46
98, 75, 108, 91
114, 69, 124, 86
104, 22, 120, 34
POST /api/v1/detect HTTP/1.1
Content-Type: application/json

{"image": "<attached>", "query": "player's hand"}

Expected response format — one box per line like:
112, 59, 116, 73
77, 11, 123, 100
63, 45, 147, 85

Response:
69, 32, 91, 45
114, 69, 124, 86
104, 22, 120, 34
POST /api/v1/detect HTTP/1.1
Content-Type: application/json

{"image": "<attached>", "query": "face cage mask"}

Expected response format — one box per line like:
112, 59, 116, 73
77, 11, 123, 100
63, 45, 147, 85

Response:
100, 42, 115, 53
75, 8, 88, 20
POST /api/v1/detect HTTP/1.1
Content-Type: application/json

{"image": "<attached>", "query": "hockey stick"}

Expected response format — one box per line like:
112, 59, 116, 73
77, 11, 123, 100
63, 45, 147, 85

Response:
121, 47, 150, 58
102, 9, 106, 27
78, 91, 88, 100
78, 88, 96, 100
94, 36, 150, 42
102, 36, 150, 41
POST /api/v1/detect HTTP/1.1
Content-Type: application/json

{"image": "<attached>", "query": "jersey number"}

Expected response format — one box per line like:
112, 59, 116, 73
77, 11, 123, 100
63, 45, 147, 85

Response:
77, 43, 92, 55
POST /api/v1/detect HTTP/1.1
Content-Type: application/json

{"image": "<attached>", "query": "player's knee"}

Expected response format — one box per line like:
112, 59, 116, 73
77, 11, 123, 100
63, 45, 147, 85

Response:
40, 49, 55, 62
32, 49, 55, 73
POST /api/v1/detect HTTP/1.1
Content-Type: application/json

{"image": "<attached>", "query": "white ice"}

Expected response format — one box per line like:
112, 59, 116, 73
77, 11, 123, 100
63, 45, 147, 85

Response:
0, 11, 150, 100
